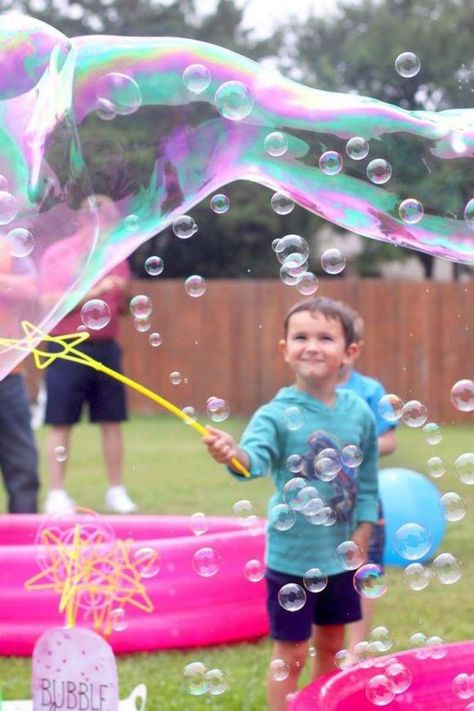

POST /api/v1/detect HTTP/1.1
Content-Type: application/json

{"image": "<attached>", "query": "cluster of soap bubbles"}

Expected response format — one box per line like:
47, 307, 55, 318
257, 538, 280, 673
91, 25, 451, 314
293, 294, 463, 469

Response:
409, 631, 446, 660
426, 451, 474, 490
270, 233, 349, 292
365, 660, 413, 706
269, 476, 332, 530
378, 396, 429, 428
403, 551, 462, 590
129, 294, 153, 333
182, 661, 228, 697
378, 379, 473, 434
271, 234, 317, 294
336, 626, 394, 671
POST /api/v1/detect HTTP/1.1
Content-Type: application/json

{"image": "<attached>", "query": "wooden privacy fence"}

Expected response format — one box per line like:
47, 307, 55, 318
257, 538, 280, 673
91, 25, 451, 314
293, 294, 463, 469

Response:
118, 278, 473, 425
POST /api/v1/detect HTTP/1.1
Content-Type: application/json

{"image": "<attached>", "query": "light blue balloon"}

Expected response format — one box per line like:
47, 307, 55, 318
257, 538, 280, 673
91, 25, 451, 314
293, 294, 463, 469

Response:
379, 468, 446, 567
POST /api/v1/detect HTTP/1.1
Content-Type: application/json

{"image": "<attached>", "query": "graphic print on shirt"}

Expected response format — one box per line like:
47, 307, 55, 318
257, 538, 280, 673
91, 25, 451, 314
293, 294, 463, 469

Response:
301, 430, 358, 522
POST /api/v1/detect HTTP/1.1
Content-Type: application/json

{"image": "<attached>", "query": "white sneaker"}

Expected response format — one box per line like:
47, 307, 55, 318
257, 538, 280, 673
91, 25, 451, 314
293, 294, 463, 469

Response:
105, 486, 138, 514
44, 489, 76, 515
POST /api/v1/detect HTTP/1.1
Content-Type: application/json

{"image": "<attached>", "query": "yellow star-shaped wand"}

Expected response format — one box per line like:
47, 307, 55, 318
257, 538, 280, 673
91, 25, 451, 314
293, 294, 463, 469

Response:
0, 321, 250, 477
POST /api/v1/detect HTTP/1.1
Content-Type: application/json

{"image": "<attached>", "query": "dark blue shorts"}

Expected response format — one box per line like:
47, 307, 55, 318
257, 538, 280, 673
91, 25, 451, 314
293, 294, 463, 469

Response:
368, 501, 385, 569
44, 340, 127, 425
266, 568, 361, 642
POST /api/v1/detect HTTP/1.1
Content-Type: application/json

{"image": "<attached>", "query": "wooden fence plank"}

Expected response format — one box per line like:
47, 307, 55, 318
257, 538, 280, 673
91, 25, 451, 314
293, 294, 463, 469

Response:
117, 278, 473, 424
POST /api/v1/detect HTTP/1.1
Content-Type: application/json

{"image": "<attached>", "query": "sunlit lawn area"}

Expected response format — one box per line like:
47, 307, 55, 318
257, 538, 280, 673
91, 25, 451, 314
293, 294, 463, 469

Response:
0, 416, 472, 708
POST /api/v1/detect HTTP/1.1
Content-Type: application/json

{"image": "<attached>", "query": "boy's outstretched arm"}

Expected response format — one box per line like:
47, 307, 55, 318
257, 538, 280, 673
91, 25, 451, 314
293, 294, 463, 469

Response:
203, 425, 250, 473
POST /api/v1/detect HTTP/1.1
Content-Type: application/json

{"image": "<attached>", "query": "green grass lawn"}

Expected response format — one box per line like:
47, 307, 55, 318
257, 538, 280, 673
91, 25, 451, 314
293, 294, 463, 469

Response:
0, 416, 472, 708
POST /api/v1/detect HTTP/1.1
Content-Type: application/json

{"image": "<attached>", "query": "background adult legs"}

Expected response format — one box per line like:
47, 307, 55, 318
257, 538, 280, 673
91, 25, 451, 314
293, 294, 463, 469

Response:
0, 374, 39, 513
100, 422, 123, 487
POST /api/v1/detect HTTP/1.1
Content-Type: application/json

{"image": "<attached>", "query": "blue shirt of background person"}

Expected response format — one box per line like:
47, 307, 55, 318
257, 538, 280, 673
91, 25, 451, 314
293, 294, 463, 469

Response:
203, 296, 379, 711
342, 370, 395, 438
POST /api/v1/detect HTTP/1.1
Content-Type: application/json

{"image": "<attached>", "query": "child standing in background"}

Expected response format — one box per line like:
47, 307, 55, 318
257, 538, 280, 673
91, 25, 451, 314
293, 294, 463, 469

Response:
337, 308, 397, 652
204, 297, 379, 711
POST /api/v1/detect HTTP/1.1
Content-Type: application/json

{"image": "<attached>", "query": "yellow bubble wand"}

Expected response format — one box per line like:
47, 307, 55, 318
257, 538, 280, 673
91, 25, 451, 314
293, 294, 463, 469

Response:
1, 321, 250, 477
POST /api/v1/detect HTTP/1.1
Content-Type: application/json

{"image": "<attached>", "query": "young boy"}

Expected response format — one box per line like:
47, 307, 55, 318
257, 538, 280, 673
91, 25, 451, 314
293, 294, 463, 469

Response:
203, 296, 379, 711
337, 309, 397, 652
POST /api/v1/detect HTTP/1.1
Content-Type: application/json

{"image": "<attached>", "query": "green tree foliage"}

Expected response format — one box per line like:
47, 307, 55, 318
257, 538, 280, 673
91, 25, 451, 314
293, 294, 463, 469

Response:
277, 0, 474, 277
3, 0, 316, 279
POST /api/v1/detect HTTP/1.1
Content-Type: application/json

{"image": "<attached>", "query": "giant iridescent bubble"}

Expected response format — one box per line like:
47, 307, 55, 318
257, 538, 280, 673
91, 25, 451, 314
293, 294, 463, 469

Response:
0, 14, 473, 378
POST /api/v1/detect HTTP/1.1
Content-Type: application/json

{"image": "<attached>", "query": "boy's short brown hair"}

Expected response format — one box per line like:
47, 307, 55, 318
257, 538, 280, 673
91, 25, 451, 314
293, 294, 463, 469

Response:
283, 297, 360, 347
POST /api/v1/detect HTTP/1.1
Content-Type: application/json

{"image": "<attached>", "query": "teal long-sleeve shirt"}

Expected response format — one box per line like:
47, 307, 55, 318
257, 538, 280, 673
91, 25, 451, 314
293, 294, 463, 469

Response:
233, 386, 379, 577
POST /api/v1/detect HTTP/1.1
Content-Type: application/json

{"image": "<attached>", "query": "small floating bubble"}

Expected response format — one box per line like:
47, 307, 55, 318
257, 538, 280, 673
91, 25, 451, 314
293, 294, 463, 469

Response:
184, 275, 207, 297
345, 136, 369, 160
6, 227, 35, 257
320, 248, 346, 275
264, 131, 288, 157
395, 51, 421, 78
296, 272, 319, 295
399, 198, 424, 224
192, 547, 220, 577
215, 80, 254, 120
353, 564, 387, 599
149, 332, 162, 347
401, 400, 428, 428
144, 256, 164, 276
129, 294, 152, 319
169, 371, 183, 385
96, 72, 142, 115
450, 379, 474, 412
206, 396, 230, 422
319, 150, 343, 175
271, 192, 295, 215
182, 63, 211, 94
172, 215, 198, 239
367, 159, 392, 184
378, 394, 404, 422
278, 583, 306, 611
81, 299, 111, 330
210, 193, 230, 214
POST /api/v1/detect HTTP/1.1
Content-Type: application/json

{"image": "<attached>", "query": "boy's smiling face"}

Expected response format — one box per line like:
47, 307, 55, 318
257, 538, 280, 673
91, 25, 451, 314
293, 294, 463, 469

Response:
280, 310, 356, 397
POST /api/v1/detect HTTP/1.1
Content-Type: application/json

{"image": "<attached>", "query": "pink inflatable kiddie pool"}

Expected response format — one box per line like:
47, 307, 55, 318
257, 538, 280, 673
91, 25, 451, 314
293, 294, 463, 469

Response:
0, 514, 268, 655
288, 640, 474, 710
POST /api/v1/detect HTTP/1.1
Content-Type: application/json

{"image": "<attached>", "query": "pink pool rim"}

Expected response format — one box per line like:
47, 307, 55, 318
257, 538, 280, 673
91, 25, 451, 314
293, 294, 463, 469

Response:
0, 514, 268, 655
288, 640, 474, 710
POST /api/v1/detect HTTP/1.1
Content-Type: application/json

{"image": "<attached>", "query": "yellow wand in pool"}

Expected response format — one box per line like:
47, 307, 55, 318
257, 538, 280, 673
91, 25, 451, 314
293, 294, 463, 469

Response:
1, 321, 250, 478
